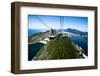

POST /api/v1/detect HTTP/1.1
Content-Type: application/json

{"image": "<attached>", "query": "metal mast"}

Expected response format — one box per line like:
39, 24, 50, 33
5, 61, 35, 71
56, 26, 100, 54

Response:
60, 16, 64, 33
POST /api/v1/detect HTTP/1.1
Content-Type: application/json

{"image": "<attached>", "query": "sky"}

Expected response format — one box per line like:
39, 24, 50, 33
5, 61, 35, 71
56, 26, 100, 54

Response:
28, 15, 88, 32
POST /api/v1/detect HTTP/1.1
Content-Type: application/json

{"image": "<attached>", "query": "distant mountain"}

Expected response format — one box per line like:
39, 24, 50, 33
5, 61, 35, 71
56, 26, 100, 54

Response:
64, 28, 88, 36
28, 30, 50, 43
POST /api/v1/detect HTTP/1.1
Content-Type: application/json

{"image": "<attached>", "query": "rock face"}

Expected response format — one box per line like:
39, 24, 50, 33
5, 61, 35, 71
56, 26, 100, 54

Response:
35, 33, 84, 60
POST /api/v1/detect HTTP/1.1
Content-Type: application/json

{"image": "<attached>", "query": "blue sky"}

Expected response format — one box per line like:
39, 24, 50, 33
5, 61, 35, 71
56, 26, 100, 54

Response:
28, 15, 88, 32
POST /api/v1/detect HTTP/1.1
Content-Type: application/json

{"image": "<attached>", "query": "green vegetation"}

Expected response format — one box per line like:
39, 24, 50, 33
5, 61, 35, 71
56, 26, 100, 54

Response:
35, 33, 83, 60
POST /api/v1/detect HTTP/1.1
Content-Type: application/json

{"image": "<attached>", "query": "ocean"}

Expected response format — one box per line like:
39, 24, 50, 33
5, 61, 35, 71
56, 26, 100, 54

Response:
28, 42, 44, 60
28, 29, 47, 36
68, 33, 88, 56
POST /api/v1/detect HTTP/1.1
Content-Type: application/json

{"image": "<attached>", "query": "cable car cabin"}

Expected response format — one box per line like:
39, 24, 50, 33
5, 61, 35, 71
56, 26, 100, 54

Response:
49, 35, 56, 40
49, 29, 56, 40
